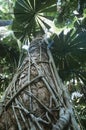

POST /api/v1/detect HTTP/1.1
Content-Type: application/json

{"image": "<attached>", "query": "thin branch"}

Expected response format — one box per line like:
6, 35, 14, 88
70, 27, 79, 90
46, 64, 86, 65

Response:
25, 90, 53, 116
15, 98, 29, 130
5, 75, 43, 110
16, 101, 43, 130
12, 103, 22, 130
52, 108, 70, 130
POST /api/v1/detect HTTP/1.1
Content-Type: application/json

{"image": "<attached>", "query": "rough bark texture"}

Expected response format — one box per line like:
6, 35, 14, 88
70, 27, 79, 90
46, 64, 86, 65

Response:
0, 37, 80, 130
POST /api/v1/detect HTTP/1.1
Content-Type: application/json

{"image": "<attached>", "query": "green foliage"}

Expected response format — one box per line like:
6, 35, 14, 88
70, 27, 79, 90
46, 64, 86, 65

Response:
0, 58, 13, 97
54, 0, 77, 28
51, 29, 86, 81
0, 0, 15, 19
0, 34, 20, 95
74, 17, 86, 31
73, 96, 86, 130
12, 0, 56, 41
0, 36, 20, 67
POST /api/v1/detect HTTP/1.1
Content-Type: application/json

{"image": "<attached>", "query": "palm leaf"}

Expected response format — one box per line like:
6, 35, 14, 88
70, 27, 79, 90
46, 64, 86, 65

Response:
51, 29, 86, 80
13, 0, 56, 41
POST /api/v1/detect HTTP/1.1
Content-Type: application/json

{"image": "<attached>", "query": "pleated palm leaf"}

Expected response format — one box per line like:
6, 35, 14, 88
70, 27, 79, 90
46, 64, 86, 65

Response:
51, 29, 86, 81
12, 0, 56, 41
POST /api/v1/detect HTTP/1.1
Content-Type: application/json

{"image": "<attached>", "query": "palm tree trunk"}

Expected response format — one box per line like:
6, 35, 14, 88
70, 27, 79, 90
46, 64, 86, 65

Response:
0, 37, 80, 130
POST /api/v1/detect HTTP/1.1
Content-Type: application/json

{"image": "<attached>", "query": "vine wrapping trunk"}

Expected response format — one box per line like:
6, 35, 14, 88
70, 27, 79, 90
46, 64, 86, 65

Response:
0, 37, 80, 130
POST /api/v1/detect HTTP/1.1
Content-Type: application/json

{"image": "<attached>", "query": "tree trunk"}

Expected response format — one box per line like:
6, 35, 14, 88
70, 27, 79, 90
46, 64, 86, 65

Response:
0, 37, 80, 130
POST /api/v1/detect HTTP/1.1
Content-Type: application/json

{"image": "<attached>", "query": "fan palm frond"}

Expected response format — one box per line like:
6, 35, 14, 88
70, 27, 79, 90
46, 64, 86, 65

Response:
51, 29, 86, 80
12, 0, 56, 41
